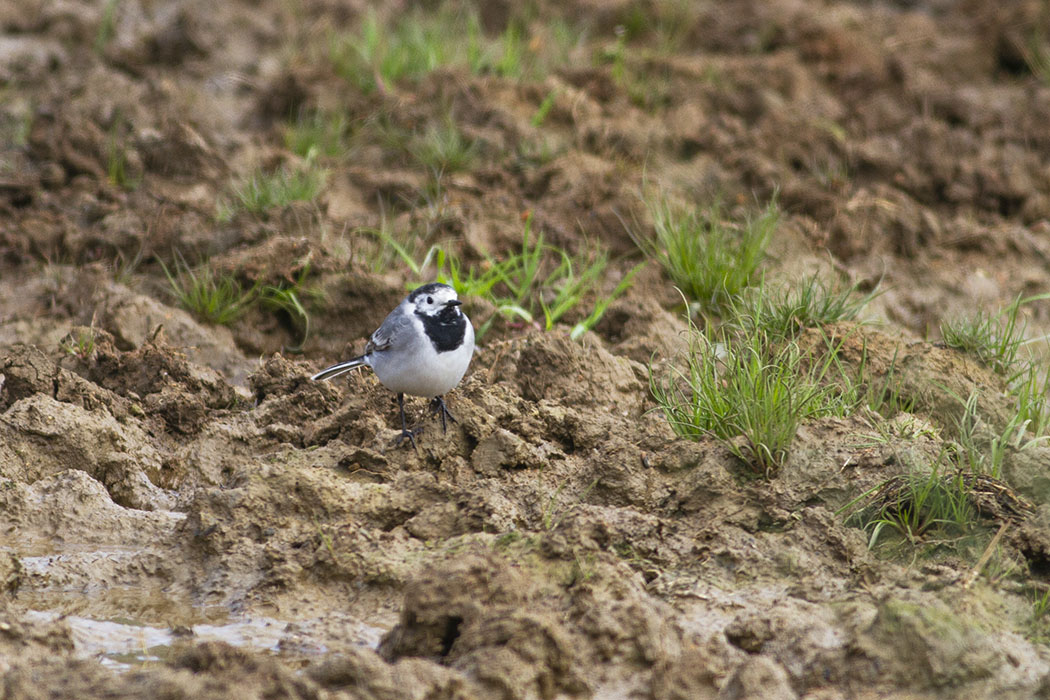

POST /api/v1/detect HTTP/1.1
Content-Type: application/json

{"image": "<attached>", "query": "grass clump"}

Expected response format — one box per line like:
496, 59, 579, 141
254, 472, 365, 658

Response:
485, 20, 525, 79
483, 215, 608, 331
329, 8, 582, 92
940, 295, 1030, 376
160, 255, 256, 325
845, 343, 915, 419
475, 18, 582, 80
842, 458, 977, 549
160, 253, 319, 343
409, 120, 478, 175
284, 111, 350, 159
941, 293, 1050, 438
95, 0, 120, 54
430, 246, 503, 301
0, 102, 32, 151
161, 254, 319, 342
351, 111, 476, 179
1017, 26, 1050, 86
1013, 361, 1050, 440
368, 213, 638, 341
468, 214, 637, 338
947, 387, 1050, 482
635, 191, 778, 312
531, 88, 560, 127
1029, 589, 1050, 643
106, 131, 131, 188
647, 262, 885, 475
329, 8, 478, 94
61, 327, 98, 360
105, 114, 139, 190
651, 317, 849, 475
358, 208, 437, 277
260, 267, 320, 352
731, 274, 878, 339
217, 164, 327, 220
598, 24, 673, 111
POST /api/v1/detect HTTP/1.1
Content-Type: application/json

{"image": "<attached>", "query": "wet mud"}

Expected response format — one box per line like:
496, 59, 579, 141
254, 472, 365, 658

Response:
3, 1, 1050, 698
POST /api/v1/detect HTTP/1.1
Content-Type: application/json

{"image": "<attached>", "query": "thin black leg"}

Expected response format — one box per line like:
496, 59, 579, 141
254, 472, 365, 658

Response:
429, 396, 457, 434
394, 393, 418, 450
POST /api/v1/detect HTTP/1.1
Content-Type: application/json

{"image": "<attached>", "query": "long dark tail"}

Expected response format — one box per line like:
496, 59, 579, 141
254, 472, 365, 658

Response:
311, 356, 368, 381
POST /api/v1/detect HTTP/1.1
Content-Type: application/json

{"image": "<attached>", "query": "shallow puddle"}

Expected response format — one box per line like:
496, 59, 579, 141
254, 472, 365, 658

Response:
25, 609, 386, 671
8, 538, 388, 670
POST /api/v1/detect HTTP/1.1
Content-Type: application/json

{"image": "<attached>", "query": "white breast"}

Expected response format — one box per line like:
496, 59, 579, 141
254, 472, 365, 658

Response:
368, 316, 474, 398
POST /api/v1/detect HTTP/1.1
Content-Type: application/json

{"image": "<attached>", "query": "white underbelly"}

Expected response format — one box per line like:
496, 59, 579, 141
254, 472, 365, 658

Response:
371, 343, 472, 397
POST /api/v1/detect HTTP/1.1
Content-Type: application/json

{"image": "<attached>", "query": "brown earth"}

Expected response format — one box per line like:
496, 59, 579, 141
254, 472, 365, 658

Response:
3, 1, 1050, 698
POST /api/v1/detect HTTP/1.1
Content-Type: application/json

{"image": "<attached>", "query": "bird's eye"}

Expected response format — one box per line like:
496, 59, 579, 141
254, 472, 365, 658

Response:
427, 296, 434, 304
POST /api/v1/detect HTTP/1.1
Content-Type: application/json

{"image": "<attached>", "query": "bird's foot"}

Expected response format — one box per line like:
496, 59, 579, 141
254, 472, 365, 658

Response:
393, 426, 421, 451
429, 396, 457, 434
393, 392, 421, 451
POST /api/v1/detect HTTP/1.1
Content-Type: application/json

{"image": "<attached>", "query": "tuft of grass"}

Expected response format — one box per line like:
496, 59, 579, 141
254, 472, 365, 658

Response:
596, 23, 674, 110
1035, 589, 1050, 620
161, 253, 319, 345
1013, 360, 1050, 439
516, 134, 563, 168
491, 21, 525, 78
570, 263, 645, 341
651, 316, 849, 475
950, 389, 1049, 479
259, 266, 320, 353
409, 120, 478, 175
842, 458, 977, 549
95, 0, 120, 54
2, 102, 32, 149
542, 478, 599, 532
730, 274, 879, 339
284, 111, 350, 159
941, 293, 1050, 439
329, 8, 581, 92
112, 239, 147, 285
531, 88, 560, 127
431, 246, 502, 300
849, 343, 915, 418
480, 215, 627, 335
217, 164, 327, 221
329, 8, 478, 94
106, 136, 131, 189
61, 327, 98, 360
1017, 27, 1050, 86
470, 16, 581, 81
600, 25, 629, 88
353, 109, 410, 159
160, 255, 257, 325
635, 191, 778, 312
1029, 589, 1050, 643
105, 117, 138, 190
357, 209, 435, 277
940, 295, 1029, 377
376, 214, 636, 341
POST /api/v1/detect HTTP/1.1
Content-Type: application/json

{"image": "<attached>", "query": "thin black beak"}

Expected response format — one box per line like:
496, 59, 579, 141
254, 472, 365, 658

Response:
446, 299, 462, 307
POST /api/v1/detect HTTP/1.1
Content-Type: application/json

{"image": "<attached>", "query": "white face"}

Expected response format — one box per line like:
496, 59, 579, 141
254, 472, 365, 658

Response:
409, 283, 461, 316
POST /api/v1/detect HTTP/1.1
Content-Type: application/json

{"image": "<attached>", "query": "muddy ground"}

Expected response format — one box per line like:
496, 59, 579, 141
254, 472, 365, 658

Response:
3, 0, 1050, 698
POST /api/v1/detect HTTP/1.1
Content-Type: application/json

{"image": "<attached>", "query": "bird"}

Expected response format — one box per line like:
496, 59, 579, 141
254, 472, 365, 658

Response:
311, 282, 475, 449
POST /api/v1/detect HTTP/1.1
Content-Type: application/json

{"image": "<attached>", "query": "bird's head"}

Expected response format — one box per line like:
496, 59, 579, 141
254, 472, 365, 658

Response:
408, 282, 462, 318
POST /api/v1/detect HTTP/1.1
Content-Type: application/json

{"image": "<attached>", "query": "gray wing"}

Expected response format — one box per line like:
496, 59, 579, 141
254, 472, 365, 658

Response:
365, 304, 413, 354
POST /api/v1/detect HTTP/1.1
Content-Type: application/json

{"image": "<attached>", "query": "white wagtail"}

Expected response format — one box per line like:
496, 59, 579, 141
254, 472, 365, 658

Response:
311, 282, 475, 448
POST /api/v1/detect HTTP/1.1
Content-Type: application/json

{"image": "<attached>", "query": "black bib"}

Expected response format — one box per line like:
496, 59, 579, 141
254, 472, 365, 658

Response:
418, 306, 467, 352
